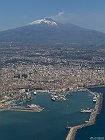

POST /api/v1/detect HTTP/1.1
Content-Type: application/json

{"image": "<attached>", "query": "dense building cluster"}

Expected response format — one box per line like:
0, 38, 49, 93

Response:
0, 45, 105, 102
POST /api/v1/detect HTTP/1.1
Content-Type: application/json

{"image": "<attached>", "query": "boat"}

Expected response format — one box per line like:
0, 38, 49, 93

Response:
27, 104, 38, 108
51, 97, 56, 101
51, 94, 66, 101
66, 121, 69, 129
33, 91, 37, 95
93, 96, 97, 103
80, 108, 93, 113
65, 121, 71, 129
85, 120, 89, 123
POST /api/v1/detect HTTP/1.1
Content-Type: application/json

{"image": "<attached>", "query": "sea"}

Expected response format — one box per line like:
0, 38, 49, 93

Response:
0, 91, 95, 140
75, 87, 105, 140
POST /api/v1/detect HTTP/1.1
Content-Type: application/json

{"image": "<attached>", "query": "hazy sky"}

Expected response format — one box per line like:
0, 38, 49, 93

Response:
0, 0, 105, 32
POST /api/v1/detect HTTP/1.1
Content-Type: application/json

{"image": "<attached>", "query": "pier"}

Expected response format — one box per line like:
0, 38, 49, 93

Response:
66, 90, 103, 140
0, 104, 44, 112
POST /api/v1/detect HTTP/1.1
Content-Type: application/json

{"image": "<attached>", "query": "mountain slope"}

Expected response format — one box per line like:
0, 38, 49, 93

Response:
0, 18, 105, 45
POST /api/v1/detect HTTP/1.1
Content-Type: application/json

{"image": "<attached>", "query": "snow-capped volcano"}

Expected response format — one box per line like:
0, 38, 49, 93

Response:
29, 18, 58, 26
0, 17, 105, 46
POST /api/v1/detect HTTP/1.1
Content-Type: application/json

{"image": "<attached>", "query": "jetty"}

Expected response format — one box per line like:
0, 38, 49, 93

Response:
66, 90, 103, 140
0, 104, 44, 112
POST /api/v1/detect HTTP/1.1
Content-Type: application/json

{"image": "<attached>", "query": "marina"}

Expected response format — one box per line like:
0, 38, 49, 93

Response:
0, 91, 94, 140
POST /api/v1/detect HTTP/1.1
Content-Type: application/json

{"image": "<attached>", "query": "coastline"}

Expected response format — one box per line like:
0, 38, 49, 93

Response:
65, 88, 103, 140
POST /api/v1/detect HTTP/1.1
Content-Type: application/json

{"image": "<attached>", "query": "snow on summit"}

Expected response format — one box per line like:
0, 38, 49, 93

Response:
29, 18, 58, 26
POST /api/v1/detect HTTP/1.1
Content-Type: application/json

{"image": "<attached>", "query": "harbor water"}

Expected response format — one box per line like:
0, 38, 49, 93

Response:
0, 91, 94, 140
75, 87, 105, 140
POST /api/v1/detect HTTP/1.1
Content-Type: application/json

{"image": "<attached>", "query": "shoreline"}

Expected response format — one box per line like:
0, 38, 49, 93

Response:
65, 88, 103, 140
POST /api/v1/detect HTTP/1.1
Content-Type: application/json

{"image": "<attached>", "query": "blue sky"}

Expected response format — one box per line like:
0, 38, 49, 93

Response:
0, 0, 105, 32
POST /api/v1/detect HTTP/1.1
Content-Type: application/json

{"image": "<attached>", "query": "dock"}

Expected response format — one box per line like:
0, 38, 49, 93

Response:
65, 90, 103, 140
0, 104, 44, 112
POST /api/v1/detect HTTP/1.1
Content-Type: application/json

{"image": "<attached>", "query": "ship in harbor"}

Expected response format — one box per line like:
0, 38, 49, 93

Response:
80, 108, 94, 113
93, 96, 97, 103
51, 94, 66, 101
33, 91, 37, 95
27, 104, 44, 111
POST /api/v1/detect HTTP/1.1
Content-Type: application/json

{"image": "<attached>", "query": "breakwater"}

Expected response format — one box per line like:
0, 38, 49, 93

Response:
0, 105, 44, 112
66, 90, 103, 140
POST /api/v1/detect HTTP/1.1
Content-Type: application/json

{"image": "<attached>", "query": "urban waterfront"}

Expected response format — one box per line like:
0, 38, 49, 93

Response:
0, 91, 94, 140
75, 87, 105, 140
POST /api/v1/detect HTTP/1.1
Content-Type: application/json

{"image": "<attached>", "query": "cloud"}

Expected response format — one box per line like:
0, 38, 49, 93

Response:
51, 11, 66, 22
51, 11, 105, 33
53, 11, 87, 24
55, 11, 65, 17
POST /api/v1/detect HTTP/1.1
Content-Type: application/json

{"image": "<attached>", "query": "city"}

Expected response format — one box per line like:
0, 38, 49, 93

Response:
0, 45, 105, 108
0, 1, 105, 140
